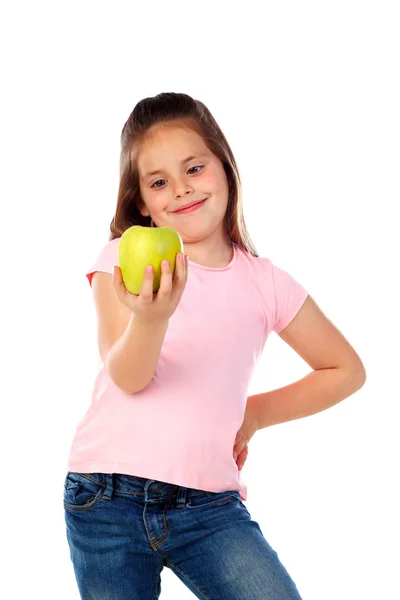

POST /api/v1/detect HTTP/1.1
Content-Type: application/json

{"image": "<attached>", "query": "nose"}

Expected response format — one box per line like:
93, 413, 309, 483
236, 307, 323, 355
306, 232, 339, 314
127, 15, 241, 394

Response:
174, 181, 194, 199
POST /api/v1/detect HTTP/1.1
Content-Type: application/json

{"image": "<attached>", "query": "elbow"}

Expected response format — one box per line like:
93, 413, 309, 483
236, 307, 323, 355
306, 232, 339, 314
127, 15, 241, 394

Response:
120, 380, 151, 395
108, 374, 150, 395
354, 359, 367, 387
343, 362, 367, 390
106, 368, 151, 394
103, 351, 155, 395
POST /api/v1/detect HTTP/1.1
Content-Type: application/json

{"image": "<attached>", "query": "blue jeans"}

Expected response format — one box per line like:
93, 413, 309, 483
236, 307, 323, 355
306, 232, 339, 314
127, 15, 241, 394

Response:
64, 472, 303, 599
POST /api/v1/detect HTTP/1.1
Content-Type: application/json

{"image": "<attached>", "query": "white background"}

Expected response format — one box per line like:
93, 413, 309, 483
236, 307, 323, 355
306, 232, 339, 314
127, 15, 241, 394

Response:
1, 1, 398, 598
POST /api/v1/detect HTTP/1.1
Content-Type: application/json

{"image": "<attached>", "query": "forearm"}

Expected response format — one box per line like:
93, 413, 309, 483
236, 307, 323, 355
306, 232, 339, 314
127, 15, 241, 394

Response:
105, 314, 169, 394
249, 367, 366, 430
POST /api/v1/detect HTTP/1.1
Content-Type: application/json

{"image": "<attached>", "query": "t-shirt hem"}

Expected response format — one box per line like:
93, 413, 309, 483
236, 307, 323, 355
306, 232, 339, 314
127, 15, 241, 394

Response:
66, 460, 247, 500
274, 289, 309, 334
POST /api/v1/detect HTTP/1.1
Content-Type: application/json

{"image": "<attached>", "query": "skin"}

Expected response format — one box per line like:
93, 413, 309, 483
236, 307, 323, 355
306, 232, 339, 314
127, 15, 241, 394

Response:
136, 121, 234, 269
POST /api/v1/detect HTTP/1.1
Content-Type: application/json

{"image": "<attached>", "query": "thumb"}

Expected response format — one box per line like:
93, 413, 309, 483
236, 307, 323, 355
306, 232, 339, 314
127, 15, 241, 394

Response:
113, 265, 123, 282
235, 428, 244, 445
113, 266, 124, 294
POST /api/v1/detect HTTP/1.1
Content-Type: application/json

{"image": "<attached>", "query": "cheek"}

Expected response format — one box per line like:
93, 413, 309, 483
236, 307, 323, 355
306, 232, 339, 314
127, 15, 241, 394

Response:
141, 193, 166, 214
202, 171, 227, 195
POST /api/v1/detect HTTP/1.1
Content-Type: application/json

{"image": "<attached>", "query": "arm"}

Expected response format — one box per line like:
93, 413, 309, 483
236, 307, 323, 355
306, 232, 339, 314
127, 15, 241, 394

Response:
249, 366, 365, 430
250, 295, 367, 429
92, 254, 187, 394
105, 314, 169, 394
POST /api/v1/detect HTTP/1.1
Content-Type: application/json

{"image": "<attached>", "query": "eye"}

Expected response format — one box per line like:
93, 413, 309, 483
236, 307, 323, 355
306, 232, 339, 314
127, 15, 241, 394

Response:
151, 165, 203, 189
188, 165, 203, 175
152, 179, 166, 189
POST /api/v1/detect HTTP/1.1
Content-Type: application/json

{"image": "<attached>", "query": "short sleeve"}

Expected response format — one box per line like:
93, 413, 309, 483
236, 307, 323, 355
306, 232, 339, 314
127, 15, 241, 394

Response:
271, 262, 309, 334
86, 238, 120, 287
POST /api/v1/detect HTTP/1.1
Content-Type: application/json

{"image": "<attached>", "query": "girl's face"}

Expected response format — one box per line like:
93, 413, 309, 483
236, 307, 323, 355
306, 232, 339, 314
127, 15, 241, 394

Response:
136, 124, 229, 244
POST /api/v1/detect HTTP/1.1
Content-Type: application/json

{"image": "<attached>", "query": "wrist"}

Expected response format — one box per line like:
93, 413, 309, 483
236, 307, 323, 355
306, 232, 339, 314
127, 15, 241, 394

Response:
131, 313, 169, 330
247, 395, 262, 432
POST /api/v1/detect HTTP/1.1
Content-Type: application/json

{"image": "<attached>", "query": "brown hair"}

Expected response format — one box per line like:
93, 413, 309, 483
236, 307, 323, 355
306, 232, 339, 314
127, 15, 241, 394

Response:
109, 92, 258, 257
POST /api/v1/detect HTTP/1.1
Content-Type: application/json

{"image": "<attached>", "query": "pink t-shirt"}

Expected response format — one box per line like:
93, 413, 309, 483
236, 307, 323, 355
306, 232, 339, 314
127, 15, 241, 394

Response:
66, 238, 308, 500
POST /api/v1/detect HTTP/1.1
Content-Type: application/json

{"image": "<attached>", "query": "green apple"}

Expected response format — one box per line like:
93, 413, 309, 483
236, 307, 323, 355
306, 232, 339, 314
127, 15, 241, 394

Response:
118, 225, 184, 295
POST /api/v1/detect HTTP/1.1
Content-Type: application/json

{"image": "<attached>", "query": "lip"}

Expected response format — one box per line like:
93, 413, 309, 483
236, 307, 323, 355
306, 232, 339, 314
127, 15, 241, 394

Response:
173, 197, 208, 214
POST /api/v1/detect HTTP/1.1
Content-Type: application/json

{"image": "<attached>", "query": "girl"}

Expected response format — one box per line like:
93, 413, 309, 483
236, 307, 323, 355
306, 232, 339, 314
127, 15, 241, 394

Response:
64, 92, 366, 599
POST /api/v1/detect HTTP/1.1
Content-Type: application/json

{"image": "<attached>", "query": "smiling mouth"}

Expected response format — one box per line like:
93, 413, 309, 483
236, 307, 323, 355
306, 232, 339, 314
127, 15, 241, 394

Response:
173, 198, 208, 214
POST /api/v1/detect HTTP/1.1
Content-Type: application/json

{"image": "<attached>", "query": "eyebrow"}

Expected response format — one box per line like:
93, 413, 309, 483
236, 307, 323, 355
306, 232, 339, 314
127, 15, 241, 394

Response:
144, 153, 209, 179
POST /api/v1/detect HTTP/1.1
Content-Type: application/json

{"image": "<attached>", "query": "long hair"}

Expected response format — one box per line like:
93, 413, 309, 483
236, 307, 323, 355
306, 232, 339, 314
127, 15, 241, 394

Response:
109, 92, 258, 257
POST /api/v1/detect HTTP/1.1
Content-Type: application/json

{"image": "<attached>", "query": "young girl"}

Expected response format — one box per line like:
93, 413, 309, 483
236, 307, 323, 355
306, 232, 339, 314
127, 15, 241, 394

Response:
64, 92, 366, 600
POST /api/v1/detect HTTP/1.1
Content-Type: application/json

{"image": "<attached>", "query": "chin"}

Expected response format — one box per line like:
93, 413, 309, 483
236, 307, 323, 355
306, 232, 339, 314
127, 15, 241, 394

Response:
181, 227, 217, 244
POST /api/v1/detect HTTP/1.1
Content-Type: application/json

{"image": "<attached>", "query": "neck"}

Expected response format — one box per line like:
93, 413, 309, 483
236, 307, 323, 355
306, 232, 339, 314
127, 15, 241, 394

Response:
183, 234, 233, 268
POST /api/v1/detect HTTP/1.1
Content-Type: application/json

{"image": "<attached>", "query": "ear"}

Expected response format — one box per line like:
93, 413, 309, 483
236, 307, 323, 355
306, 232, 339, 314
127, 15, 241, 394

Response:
137, 197, 150, 218
139, 206, 150, 218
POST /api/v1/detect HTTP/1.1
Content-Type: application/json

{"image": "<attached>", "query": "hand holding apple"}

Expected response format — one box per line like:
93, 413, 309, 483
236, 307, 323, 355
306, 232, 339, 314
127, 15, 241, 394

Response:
118, 225, 184, 295
112, 225, 188, 323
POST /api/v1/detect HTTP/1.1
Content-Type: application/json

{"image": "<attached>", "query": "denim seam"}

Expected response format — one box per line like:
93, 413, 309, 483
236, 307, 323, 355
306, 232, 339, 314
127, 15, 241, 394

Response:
187, 494, 239, 509
147, 541, 209, 600
163, 553, 209, 600
64, 488, 104, 512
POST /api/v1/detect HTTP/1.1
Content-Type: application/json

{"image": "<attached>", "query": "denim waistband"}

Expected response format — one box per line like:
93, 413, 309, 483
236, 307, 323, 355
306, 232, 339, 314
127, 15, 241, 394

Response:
69, 472, 212, 507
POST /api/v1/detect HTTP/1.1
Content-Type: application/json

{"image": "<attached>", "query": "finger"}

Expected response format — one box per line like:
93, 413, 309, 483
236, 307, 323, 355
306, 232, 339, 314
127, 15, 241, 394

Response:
113, 266, 125, 296
171, 253, 187, 298
237, 445, 248, 470
157, 259, 173, 298
183, 253, 189, 282
234, 441, 246, 458
238, 460, 245, 471
176, 252, 187, 279
113, 265, 120, 284
140, 265, 154, 304
233, 438, 242, 455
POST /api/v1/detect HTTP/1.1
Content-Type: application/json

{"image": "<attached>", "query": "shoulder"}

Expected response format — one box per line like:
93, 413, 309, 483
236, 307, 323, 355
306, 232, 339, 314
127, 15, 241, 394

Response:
97, 236, 121, 256
86, 237, 121, 287
238, 248, 305, 289
236, 247, 309, 334
89, 236, 121, 260
235, 246, 276, 284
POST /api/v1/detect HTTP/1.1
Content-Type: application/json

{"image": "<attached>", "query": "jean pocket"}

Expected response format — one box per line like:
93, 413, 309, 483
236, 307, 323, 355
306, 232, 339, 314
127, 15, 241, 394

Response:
187, 490, 241, 509
64, 472, 106, 512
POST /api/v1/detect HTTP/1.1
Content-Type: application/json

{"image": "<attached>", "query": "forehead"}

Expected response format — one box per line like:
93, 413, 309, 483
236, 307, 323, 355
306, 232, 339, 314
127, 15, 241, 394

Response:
137, 125, 210, 179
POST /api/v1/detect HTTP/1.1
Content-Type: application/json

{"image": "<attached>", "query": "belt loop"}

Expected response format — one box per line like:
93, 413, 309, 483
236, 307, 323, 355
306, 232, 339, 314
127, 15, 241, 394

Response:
176, 486, 188, 508
102, 473, 116, 501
